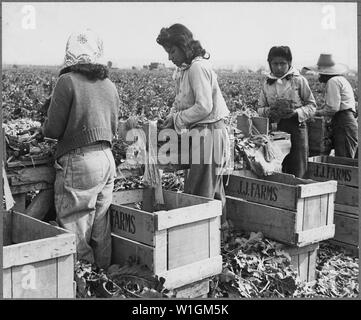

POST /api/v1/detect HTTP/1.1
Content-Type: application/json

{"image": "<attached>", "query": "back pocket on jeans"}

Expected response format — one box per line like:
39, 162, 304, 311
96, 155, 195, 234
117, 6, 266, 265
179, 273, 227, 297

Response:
70, 153, 105, 190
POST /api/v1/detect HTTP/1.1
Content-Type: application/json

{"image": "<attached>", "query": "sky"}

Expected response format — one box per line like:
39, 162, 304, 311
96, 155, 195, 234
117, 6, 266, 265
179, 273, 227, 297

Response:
1, 2, 358, 71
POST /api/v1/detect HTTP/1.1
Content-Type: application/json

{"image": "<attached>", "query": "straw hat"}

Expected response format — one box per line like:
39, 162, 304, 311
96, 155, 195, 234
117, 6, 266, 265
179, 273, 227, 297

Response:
304, 54, 348, 75
61, 28, 106, 70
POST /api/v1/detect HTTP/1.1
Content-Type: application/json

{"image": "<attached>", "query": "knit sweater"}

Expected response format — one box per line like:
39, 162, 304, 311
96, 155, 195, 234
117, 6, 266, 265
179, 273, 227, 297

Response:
171, 58, 230, 134
43, 72, 120, 158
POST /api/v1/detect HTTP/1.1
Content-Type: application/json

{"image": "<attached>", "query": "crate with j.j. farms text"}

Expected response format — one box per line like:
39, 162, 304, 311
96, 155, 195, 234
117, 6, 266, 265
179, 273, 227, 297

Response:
225, 170, 337, 247
307, 156, 359, 255
3, 210, 76, 298
109, 189, 222, 291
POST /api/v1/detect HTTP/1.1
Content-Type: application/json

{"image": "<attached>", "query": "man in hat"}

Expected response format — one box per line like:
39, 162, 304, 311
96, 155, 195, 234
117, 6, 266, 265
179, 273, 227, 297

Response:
306, 54, 358, 158
42, 29, 120, 269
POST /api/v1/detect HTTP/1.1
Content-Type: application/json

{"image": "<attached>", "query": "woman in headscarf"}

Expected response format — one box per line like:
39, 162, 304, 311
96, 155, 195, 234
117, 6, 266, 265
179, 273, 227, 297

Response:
42, 29, 120, 269
257, 46, 317, 178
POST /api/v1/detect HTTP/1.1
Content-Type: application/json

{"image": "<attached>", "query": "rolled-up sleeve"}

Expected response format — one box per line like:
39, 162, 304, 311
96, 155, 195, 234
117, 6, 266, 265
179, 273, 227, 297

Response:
316, 80, 340, 117
43, 75, 73, 139
174, 63, 213, 132
295, 76, 317, 122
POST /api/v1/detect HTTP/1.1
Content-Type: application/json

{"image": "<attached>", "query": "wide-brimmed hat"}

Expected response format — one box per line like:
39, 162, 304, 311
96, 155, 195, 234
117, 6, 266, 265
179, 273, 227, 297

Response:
61, 28, 106, 70
304, 54, 348, 75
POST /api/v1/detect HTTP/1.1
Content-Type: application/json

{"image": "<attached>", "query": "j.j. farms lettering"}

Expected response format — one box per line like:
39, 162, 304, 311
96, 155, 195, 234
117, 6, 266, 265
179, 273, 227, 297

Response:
111, 208, 136, 234
312, 164, 352, 183
236, 180, 278, 202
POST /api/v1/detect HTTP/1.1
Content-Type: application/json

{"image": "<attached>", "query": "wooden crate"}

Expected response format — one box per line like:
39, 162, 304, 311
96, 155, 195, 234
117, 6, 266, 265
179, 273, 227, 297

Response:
225, 170, 337, 247
328, 211, 359, 255
109, 189, 222, 290
307, 117, 330, 156
278, 243, 319, 283
3, 210, 76, 298
172, 278, 210, 298
334, 184, 359, 216
237, 115, 269, 136
307, 156, 359, 253
307, 156, 358, 187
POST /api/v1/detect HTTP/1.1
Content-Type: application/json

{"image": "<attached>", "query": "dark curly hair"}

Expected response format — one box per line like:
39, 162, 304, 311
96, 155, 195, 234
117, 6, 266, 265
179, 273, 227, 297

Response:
156, 23, 209, 65
59, 63, 109, 80
267, 46, 293, 63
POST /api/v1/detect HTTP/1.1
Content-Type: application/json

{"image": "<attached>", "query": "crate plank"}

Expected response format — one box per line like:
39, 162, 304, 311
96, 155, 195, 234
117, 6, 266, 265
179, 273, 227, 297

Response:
308, 117, 329, 155
227, 170, 336, 211
10, 259, 58, 298
335, 184, 358, 208
12, 193, 26, 212
252, 117, 269, 135
281, 243, 318, 283
174, 279, 209, 298
112, 189, 144, 206
3, 234, 76, 269
3, 210, 13, 246
226, 173, 299, 211
297, 252, 310, 282
168, 220, 209, 269
302, 194, 330, 230
296, 225, 335, 245
153, 230, 167, 274
334, 204, 359, 216
307, 156, 358, 187
10, 211, 67, 243
57, 255, 75, 298
311, 155, 358, 167
111, 233, 154, 268
163, 190, 212, 210
110, 204, 155, 246
9, 166, 55, 186
298, 181, 337, 198
155, 200, 221, 230
209, 216, 221, 257
10, 182, 53, 195
25, 189, 54, 221
333, 212, 359, 246
226, 196, 297, 245
308, 248, 318, 282
158, 255, 223, 290
328, 239, 359, 257
3, 268, 12, 298
6, 158, 52, 168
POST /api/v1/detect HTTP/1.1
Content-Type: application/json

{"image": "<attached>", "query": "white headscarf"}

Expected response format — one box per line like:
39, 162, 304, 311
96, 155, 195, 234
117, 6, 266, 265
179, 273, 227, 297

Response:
61, 28, 106, 70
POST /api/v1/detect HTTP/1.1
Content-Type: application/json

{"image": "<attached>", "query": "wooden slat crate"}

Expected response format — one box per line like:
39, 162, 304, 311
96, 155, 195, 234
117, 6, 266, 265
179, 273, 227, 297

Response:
237, 115, 269, 136
109, 189, 222, 290
307, 155, 359, 254
307, 117, 331, 156
225, 170, 337, 247
172, 278, 210, 298
3, 210, 76, 298
307, 156, 358, 187
278, 243, 319, 283
328, 211, 359, 256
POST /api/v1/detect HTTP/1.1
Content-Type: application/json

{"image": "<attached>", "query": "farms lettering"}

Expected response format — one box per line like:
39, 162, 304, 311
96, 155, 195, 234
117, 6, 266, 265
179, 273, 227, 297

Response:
313, 165, 352, 182
111, 208, 136, 234
236, 180, 278, 202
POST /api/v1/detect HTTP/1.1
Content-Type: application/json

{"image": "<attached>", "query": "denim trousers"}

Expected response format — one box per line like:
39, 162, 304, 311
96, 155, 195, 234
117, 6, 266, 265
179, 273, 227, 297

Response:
278, 117, 309, 178
331, 110, 358, 159
54, 142, 116, 269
